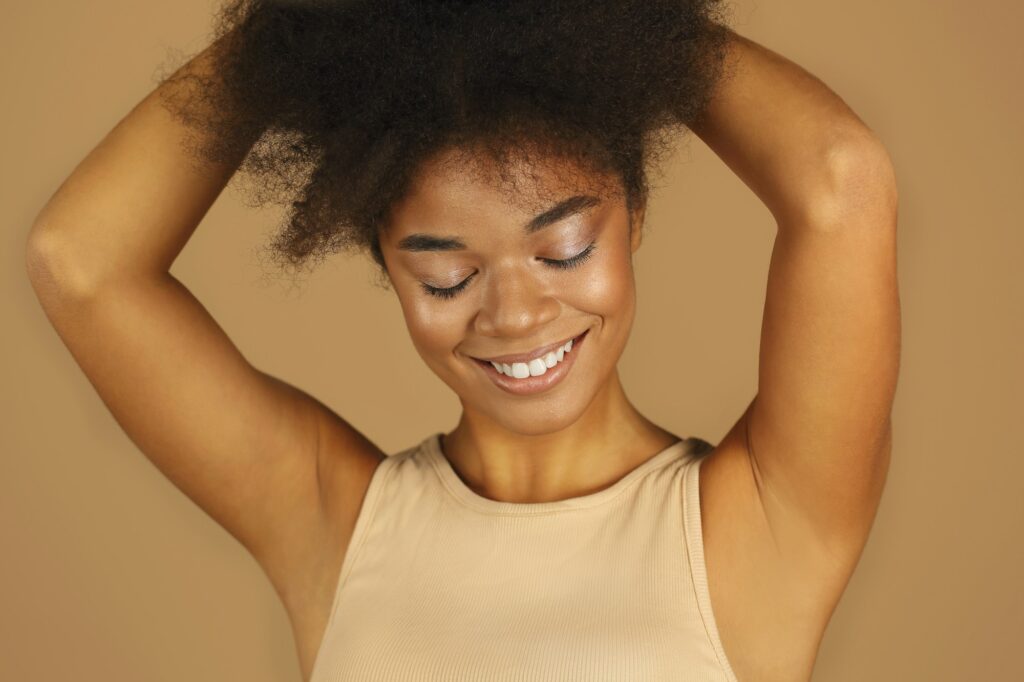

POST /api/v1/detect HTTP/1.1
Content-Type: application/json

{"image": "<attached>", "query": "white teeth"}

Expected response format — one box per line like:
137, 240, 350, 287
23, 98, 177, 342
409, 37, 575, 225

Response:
488, 335, 580, 379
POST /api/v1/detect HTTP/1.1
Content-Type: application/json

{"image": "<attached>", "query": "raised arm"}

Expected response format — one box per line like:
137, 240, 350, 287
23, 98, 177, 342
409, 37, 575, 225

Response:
690, 29, 899, 230
24, 35, 384, 632
27, 38, 245, 283
692, 20, 900, 602
686, 28, 900, 679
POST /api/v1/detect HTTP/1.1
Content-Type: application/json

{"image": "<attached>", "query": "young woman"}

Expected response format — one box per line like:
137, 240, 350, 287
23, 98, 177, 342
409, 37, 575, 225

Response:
25, 1, 900, 681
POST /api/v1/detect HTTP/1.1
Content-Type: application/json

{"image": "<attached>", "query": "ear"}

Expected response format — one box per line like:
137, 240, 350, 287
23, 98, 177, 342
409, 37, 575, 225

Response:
629, 201, 646, 254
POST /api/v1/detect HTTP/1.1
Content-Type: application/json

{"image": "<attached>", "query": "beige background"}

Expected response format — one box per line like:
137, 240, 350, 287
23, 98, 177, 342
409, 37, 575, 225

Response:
3, 1, 1021, 680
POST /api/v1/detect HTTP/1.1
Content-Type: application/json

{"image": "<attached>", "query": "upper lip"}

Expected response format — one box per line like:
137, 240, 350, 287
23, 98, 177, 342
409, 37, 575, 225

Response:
472, 330, 586, 364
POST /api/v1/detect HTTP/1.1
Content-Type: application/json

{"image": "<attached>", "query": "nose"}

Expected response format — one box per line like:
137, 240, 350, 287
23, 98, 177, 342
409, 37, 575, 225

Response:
472, 264, 561, 339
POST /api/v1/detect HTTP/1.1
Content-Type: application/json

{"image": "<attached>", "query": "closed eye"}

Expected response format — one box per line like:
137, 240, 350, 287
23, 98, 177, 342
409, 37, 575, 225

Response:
420, 242, 598, 300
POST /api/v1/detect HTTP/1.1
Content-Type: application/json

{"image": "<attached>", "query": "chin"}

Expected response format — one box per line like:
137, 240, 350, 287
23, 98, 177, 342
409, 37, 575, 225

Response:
488, 409, 584, 437
456, 377, 602, 437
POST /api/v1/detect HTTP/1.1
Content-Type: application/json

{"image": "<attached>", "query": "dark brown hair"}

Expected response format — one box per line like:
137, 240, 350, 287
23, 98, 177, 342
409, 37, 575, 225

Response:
157, 0, 733, 287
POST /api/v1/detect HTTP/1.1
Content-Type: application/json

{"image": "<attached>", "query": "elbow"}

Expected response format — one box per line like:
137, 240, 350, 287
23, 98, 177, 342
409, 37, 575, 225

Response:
26, 230, 68, 305
26, 228, 100, 301
814, 128, 899, 232
830, 128, 899, 206
25, 229, 59, 292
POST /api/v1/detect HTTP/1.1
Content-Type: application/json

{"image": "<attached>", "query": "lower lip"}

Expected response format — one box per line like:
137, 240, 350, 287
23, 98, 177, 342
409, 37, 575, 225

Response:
471, 329, 589, 396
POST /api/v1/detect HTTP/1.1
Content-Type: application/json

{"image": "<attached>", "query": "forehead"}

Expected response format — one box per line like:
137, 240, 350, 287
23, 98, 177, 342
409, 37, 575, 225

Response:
389, 145, 622, 230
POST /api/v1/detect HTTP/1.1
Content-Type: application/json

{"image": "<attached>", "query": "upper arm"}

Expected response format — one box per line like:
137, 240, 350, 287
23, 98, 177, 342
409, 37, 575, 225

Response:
25, 245, 384, 600
749, 130, 900, 559
692, 134, 899, 676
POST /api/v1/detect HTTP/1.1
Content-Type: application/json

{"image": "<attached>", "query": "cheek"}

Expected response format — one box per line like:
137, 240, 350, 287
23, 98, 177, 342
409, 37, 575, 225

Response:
574, 253, 635, 315
398, 292, 466, 357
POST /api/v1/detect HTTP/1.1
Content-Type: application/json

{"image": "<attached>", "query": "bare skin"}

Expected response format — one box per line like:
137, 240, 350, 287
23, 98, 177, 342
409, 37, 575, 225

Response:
379, 145, 682, 505
26, 25, 898, 682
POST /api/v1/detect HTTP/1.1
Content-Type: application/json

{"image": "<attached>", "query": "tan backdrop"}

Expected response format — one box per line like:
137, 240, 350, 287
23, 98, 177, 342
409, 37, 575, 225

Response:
3, 1, 1021, 680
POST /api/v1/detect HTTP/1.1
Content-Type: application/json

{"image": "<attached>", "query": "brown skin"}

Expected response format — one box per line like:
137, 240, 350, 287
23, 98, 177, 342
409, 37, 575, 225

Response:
26, 27, 898, 682
379, 147, 681, 504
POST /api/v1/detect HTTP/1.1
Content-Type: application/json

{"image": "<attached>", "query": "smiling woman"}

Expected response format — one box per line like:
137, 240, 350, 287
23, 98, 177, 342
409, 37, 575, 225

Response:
377, 144, 649, 437
26, 0, 899, 681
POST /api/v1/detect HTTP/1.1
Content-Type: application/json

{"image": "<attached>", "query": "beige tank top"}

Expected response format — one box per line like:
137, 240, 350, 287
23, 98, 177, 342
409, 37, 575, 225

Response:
308, 431, 740, 682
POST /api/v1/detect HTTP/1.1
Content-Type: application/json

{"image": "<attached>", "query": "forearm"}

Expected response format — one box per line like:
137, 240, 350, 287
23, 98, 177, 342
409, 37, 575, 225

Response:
26, 36, 258, 292
691, 28, 890, 226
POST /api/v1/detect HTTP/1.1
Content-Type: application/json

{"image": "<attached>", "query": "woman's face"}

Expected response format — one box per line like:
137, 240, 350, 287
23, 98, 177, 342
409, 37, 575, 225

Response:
379, 147, 644, 435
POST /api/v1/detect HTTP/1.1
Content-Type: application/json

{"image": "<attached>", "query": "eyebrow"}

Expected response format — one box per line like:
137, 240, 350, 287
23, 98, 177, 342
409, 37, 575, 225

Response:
395, 194, 602, 252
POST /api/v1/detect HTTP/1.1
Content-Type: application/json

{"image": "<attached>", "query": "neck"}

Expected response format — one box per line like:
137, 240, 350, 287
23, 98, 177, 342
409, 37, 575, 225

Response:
442, 368, 681, 504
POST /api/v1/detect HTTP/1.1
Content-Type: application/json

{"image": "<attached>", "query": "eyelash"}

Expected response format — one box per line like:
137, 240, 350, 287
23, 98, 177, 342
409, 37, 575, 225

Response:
420, 242, 598, 300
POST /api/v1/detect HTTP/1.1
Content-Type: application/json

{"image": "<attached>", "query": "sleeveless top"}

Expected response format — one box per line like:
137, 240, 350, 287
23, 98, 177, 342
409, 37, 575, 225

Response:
308, 432, 740, 682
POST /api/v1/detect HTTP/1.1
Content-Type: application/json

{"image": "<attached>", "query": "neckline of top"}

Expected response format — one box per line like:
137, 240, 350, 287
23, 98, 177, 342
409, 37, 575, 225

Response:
422, 431, 697, 515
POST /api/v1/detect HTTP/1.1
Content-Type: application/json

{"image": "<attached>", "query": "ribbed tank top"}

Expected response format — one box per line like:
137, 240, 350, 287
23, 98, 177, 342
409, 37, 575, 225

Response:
308, 432, 740, 682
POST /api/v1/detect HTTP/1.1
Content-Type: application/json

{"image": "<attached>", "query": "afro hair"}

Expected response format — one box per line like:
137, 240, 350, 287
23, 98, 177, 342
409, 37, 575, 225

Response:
156, 0, 734, 286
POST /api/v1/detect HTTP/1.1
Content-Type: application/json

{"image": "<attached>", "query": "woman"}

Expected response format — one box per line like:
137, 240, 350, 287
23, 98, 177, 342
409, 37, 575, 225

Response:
25, 1, 900, 681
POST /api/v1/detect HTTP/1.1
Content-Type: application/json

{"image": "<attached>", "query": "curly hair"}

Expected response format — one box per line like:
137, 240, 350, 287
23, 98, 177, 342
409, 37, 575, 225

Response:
156, 0, 733, 287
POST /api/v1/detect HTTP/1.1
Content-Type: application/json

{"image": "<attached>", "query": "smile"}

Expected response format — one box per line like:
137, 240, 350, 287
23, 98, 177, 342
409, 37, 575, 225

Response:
470, 329, 589, 396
